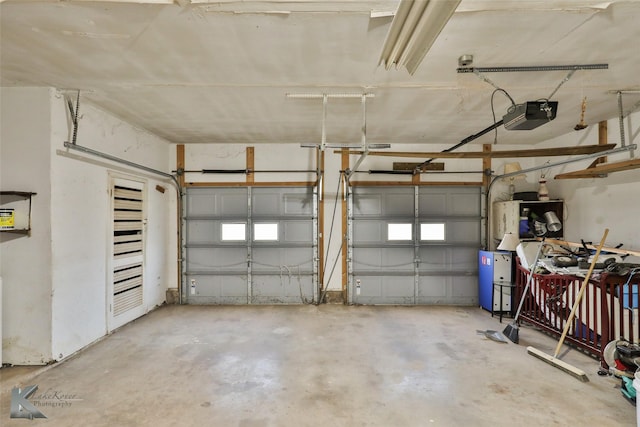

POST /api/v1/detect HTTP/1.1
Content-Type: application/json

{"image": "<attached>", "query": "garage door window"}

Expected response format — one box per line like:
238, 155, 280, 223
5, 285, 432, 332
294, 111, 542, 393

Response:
254, 223, 279, 241
222, 223, 246, 241
420, 223, 445, 241
387, 223, 412, 241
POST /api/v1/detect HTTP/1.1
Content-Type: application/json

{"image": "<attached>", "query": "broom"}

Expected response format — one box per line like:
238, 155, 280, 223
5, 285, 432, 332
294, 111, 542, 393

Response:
527, 228, 609, 382
503, 238, 545, 344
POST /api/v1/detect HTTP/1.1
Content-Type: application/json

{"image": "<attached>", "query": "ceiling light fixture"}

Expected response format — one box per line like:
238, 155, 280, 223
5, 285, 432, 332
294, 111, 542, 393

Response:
379, 0, 461, 75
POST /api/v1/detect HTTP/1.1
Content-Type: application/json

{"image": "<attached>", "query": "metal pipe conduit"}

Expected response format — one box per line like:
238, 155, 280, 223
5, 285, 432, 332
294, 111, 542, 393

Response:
176, 169, 318, 174
64, 141, 177, 185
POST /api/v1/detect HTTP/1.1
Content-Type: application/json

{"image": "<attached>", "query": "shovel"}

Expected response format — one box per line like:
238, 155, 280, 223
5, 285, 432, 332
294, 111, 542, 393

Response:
503, 238, 545, 344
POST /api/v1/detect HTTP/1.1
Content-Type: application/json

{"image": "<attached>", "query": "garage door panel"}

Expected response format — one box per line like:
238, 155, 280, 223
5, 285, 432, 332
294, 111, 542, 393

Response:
383, 277, 414, 298
253, 193, 280, 215
451, 247, 479, 270
184, 186, 316, 304
355, 276, 382, 297
418, 247, 447, 270
251, 248, 281, 272
450, 192, 481, 216
352, 195, 382, 216
187, 188, 248, 217
186, 192, 217, 216
252, 188, 313, 216
350, 185, 481, 305
353, 247, 414, 272
352, 248, 382, 271
283, 221, 312, 242
252, 247, 313, 272
451, 276, 477, 301
353, 221, 384, 242
186, 247, 247, 272
385, 193, 414, 216
284, 193, 313, 215
418, 247, 477, 272
417, 276, 448, 299
447, 220, 480, 243
186, 220, 217, 244
418, 188, 480, 217
352, 275, 414, 304
187, 274, 248, 305
383, 247, 414, 270
419, 193, 447, 216
220, 194, 249, 216
252, 275, 313, 303
352, 187, 414, 215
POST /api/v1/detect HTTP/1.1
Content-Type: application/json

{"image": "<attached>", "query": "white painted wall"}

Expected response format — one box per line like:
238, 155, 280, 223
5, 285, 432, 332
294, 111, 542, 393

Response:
532, 112, 640, 254
49, 93, 174, 360
0, 87, 53, 364
1, 87, 175, 365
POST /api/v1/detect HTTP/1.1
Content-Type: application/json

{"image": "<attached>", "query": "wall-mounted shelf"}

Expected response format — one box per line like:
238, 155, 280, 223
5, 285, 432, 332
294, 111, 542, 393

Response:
555, 158, 640, 179
492, 200, 564, 246
0, 191, 36, 236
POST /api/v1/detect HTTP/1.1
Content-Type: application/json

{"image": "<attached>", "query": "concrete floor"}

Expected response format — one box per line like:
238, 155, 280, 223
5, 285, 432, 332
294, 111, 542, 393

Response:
0, 305, 636, 426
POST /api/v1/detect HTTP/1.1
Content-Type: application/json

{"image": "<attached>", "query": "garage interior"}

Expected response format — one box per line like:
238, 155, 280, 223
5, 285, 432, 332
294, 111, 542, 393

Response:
1, 0, 640, 425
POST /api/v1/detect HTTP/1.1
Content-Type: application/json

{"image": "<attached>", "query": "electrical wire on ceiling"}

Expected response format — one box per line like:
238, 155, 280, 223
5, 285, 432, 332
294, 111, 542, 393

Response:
491, 88, 516, 144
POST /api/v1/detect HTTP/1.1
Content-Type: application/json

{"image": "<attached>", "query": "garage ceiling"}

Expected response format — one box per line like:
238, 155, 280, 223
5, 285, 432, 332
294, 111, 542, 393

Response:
1, 0, 640, 147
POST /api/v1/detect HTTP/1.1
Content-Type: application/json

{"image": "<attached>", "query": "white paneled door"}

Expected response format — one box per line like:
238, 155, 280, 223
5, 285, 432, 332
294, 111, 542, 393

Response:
108, 176, 146, 331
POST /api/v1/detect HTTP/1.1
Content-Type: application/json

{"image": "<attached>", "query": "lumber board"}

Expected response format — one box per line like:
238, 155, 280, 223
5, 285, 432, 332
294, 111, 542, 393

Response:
543, 238, 640, 257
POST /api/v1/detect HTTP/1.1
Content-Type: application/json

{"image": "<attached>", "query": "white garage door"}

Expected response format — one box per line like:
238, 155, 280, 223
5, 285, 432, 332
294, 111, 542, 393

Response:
183, 186, 318, 304
348, 186, 482, 305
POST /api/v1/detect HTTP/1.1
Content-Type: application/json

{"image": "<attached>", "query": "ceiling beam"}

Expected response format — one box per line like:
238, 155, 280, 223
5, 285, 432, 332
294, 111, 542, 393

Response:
337, 144, 616, 159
